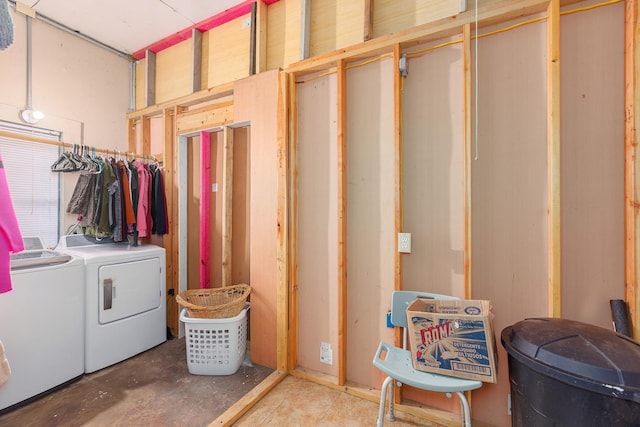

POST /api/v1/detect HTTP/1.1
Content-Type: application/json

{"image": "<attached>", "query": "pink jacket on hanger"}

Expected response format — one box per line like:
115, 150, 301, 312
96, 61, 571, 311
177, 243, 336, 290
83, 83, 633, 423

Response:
0, 153, 24, 293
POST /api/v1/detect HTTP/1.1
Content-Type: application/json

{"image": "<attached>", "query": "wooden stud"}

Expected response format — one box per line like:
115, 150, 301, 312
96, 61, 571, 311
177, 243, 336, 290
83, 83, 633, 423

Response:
547, 0, 561, 318
277, 71, 290, 372
222, 126, 234, 287
300, 0, 311, 60
200, 131, 211, 289
392, 43, 403, 404
256, 0, 268, 73
163, 108, 178, 336
337, 58, 347, 386
364, 0, 374, 41
393, 44, 403, 295
192, 29, 202, 92
145, 50, 156, 107
625, 0, 639, 339
250, 2, 257, 75
142, 116, 151, 156
287, 71, 299, 371
463, 23, 472, 300
127, 119, 136, 154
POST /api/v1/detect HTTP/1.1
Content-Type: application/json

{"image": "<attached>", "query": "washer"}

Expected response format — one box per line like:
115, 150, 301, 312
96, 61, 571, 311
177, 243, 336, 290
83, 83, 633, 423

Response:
56, 235, 166, 373
0, 237, 84, 413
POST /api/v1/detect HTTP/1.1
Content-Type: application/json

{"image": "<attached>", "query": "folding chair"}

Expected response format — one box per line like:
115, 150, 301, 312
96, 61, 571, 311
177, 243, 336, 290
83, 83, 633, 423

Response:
372, 291, 482, 427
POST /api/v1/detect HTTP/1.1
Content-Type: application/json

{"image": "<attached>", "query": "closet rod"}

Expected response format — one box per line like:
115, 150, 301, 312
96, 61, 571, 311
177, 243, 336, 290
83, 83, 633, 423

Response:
0, 130, 155, 160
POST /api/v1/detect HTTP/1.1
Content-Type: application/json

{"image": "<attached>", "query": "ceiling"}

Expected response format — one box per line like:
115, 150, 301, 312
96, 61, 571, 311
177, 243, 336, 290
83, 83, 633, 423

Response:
12, 0, 244, 55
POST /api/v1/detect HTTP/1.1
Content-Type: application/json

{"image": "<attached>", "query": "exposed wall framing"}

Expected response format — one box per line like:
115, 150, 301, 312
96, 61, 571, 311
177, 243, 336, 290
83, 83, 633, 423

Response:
125, 1, 636, 425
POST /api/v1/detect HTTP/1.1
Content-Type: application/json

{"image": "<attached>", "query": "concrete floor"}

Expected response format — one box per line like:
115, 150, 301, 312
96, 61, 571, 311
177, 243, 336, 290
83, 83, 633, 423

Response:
0, 337, 452, 427
0, 338, 272, 427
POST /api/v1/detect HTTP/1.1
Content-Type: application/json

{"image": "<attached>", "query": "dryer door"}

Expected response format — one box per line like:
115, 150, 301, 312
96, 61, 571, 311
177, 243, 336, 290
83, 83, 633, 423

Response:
98, 258, 162, 324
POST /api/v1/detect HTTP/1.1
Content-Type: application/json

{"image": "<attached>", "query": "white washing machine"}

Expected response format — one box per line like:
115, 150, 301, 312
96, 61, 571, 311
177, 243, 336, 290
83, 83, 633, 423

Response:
0, 238, 84, 413
56, 235, 166, 373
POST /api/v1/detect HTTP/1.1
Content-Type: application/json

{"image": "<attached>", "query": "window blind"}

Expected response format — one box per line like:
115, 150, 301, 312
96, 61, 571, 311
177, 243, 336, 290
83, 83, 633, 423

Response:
0, 120, 61, 248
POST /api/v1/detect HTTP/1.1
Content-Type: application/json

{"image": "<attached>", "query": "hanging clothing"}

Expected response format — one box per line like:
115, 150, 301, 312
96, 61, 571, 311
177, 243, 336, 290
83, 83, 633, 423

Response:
0, 154, 24, 294
150, 164, 168, 235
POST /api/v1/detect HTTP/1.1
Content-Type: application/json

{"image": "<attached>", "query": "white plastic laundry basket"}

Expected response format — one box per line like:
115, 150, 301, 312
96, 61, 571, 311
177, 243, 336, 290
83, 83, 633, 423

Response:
179, 306, 248, 375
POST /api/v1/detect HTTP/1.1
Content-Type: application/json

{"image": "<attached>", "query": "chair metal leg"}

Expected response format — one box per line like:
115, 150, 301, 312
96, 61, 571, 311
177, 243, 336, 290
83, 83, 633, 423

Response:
387, 378, 395, 422
455, 391, 473, 427
377, 376, 394, 427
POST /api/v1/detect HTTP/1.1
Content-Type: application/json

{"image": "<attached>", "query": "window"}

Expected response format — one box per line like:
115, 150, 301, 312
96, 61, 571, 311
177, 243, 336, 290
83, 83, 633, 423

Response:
0, 120, 61, 248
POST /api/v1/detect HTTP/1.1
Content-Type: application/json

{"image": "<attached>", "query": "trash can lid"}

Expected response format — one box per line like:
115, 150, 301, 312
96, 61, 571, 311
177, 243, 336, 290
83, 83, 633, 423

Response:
501, 317, 640, 403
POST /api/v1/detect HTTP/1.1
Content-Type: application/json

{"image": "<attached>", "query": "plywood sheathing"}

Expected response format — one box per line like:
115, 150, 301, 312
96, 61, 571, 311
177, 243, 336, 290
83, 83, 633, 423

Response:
200, 131, 212, 289
234, 69, 281, 369
145, 50, 156, 107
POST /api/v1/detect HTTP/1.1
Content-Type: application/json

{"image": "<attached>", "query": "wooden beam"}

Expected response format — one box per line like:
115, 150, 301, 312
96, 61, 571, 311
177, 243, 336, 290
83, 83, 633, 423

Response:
127, 81, 234, 120
300, 0, 311, 60
256, 0, 268, 73
142, 116, 151, 156
276, 71, 290, 372
463, 23, 472, 300
145, 50, 156, 107
222, 126, 234, 287
127, 119, 136, 154
250, 2, 257, 75
364, 0, 374, 41
547, 0, 561, 318
163, 108, 178, 336
392, 43, 403, 404
200, 131, 211, 289
337, 58, 347, 386
175, 101, 234, 134
287, 71, 299, 371
625, 0, 640, 339
191, 29, 202, 92
208, 370, 287, 427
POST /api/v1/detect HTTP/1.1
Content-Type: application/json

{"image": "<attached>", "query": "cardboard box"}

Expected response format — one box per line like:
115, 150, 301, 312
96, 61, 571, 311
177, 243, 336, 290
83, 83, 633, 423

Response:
405, 298, 497, 383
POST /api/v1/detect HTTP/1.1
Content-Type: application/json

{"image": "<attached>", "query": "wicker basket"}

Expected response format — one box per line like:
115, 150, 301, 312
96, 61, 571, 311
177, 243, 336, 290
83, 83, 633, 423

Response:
176, 284, 251, 319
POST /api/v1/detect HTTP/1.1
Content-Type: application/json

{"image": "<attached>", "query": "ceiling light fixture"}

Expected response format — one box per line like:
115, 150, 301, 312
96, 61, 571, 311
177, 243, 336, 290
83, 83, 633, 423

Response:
20, 108, 44, 124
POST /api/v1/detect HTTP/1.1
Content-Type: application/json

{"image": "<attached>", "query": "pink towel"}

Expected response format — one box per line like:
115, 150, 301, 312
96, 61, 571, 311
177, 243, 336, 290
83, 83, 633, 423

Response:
0, 153, 24, 294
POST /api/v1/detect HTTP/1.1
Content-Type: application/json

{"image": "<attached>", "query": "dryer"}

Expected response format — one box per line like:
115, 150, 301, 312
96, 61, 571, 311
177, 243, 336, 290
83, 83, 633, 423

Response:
56, 235, 166, 373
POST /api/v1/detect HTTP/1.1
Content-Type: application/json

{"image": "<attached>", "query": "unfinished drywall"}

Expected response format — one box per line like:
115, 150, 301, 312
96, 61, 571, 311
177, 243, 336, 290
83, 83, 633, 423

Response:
234, 70, 280, 369
471, 20, 548, 426
296, 72, 340, 377
560, 2, 624, 329
345, 58, 396, 388
400, 40, 465, 414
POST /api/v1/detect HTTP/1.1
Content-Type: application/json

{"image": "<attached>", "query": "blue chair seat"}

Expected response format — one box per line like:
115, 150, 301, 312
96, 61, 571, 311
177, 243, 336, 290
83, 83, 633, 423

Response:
373, 341, 482, 392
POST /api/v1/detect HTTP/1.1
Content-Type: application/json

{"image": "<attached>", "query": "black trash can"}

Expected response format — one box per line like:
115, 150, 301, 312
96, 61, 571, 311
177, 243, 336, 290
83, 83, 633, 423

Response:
501, 317, 640, 427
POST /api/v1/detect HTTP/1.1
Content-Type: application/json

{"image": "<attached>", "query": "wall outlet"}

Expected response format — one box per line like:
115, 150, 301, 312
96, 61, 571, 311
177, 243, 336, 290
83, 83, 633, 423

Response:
398, 233, 411, 253
320, 342, 333, 365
